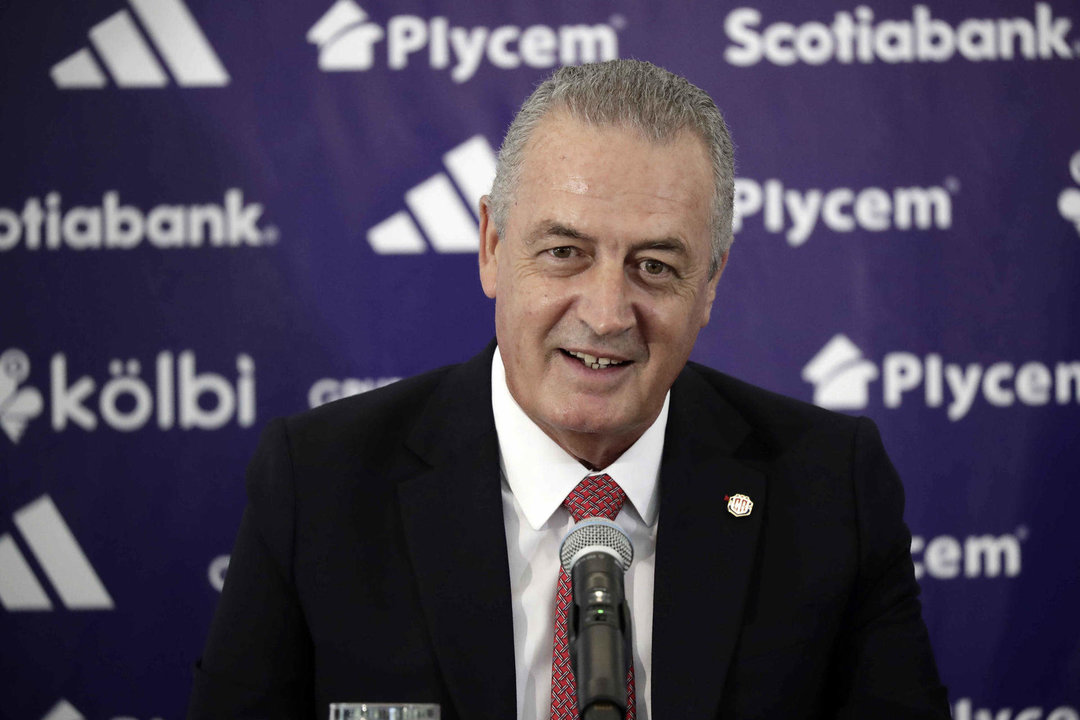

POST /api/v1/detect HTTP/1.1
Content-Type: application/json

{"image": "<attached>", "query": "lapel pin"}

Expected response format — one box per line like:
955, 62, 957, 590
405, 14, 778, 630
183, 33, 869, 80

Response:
726, 493, 753, 518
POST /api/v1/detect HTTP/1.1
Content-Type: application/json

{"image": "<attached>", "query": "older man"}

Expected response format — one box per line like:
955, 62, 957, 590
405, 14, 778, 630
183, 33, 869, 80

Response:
189, 60, 948, 720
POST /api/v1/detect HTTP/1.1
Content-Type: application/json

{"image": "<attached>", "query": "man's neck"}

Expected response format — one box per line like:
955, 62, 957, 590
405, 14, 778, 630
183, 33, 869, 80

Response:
541, 425, 647, 471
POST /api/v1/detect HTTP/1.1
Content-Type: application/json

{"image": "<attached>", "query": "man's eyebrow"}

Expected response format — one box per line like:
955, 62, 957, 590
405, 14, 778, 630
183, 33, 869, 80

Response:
635, 237, 689, 255
524, 222, 691, 256
524, 221, 596, 246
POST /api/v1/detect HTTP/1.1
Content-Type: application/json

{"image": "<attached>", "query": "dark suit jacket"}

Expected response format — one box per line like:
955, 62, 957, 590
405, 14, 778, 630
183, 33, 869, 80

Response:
188, 344, 949, 719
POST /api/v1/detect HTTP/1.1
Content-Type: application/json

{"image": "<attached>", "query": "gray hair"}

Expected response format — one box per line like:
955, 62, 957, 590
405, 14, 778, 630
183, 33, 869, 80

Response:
488, 59, 735, 276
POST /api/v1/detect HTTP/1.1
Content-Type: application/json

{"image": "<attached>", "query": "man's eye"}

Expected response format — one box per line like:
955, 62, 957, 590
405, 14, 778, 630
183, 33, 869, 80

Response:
549, 246, 574, 259
641, 259, 669, 275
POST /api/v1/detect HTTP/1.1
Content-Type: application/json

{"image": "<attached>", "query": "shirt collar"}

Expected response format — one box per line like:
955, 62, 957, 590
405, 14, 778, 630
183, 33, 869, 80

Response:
491, 347, 666, 531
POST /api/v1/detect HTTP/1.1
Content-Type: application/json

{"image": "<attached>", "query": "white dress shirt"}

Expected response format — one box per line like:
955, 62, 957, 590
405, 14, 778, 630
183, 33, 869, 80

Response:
491, 348, 665, 720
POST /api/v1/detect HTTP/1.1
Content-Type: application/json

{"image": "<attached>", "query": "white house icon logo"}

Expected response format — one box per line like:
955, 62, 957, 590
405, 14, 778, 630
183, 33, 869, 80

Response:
0, 348, 43, 443
0, 495, 114, 611
50, 0, 229, 89
307, 0, 385, 71
1058, 150, 1080, 235
368, 135, 497, 254
802, 334, 879, 410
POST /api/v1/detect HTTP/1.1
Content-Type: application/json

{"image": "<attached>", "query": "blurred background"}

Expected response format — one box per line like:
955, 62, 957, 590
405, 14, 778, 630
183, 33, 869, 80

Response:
1, 1, 1078, 718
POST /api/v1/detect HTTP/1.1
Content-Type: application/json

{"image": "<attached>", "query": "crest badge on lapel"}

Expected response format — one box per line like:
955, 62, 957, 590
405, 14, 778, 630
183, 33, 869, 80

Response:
726, 493, 753, 518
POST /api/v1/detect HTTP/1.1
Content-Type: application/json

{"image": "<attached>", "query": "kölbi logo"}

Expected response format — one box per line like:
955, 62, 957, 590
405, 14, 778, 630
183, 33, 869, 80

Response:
804, 334, 1080, 421
0, 349, 43, 443
0, 189, 278, 252
307, 0, 621, 83
51, 0, 229, 89
0, 348, 255, 439
1059, 150, 1080, 234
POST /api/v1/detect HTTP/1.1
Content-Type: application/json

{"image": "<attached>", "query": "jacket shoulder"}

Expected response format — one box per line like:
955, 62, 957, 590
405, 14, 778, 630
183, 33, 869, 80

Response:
277, 362, 459, 465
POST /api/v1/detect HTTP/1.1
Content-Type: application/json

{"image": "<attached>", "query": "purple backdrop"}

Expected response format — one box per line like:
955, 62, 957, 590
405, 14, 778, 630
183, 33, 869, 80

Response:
2, 1, 1079, 718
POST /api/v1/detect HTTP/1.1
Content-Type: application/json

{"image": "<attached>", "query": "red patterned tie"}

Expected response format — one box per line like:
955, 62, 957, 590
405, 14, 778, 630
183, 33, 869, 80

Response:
550, 474, 636, 720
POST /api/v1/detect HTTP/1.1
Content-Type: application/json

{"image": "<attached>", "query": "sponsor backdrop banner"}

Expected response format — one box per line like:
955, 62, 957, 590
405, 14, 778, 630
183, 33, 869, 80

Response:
2, 0, 1078, 718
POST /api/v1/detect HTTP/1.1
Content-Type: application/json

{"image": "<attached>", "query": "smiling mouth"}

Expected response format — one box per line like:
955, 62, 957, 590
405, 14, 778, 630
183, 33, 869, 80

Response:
561, 349, 631, 370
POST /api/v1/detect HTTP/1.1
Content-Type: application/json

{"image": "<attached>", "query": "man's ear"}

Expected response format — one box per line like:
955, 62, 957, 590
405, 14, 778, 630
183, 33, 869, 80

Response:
700, 250, 729, 327
478, 196, 499, 299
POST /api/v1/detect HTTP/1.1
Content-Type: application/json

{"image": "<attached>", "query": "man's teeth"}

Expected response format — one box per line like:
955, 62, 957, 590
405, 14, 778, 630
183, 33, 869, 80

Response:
567, 350, 626, 370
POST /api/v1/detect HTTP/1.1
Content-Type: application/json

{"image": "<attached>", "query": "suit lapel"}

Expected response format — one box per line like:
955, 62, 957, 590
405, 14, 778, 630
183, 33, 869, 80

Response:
651, 366, 767, 718
396, 345, 518, 720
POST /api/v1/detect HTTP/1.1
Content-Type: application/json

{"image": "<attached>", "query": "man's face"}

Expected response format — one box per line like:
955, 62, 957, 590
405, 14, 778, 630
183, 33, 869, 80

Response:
479, 113, 726, 464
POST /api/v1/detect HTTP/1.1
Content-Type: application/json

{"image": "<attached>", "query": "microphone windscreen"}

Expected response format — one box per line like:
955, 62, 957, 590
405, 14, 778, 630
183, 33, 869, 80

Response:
559, 518, 633, 574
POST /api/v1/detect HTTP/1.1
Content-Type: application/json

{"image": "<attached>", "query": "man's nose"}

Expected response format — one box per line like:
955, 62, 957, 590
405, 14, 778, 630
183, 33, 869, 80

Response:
576, 263, 636, 336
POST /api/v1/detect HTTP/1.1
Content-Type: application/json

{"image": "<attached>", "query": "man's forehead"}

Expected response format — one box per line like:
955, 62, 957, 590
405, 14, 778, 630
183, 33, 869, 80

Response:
522, 110, 707, 160
510, 113, 714, 235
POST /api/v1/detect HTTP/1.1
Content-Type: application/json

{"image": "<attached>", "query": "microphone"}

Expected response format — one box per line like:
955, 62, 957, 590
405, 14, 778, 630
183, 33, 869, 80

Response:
559, 518, 634, 720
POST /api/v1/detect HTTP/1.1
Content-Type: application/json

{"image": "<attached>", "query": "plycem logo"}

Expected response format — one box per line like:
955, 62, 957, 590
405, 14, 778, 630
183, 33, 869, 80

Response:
953, 697, 1078, 720
0, 349, 44, 443
368, 135, 496, 254
804, 334, 1080, 420
0, 496, 114, 611
724, 4, 1079, 67
309, 376, 401, 408
733, 176, 954, 246
0, 349, 255, 437
208, 554, 230, 592
51, 0, 229, 89
802, 335, 879, 410
0, 189, 278, 252
308, 0, 621, 83
1058, 150, 1080, 235
911, 527, 1026, 580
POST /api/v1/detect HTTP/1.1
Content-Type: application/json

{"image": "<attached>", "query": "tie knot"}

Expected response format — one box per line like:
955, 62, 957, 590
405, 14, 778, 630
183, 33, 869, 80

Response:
563, 473, 626, 522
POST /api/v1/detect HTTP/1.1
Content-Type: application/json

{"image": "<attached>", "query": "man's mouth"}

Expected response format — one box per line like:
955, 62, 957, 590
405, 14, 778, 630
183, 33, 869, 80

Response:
561, 349, 631, 370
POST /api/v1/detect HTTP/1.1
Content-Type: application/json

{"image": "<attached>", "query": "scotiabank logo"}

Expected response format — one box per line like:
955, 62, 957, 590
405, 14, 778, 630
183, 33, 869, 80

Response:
0, 348, 255, 438
725, 4, 1079, 67
733, 176, 955, 246
911, 528, 1026, 580
804, 334, 1080, 421
307, 0, 621, 83
0, 189, 278, 252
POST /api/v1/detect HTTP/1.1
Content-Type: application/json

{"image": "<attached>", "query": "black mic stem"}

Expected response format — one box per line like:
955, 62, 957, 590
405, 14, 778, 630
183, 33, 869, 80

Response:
570, 551, 631, 719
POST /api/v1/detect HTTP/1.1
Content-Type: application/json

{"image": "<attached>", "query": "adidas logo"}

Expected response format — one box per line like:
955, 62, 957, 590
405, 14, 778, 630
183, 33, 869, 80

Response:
39, 698, 165, 720
42, 700, 84, 720
51, 0, 229, 89
0, 348, 44, 443
1058, 149, 1080, 234
0, 495, 114, 611
802, 334, 879, 410
368, 135, 496, 254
